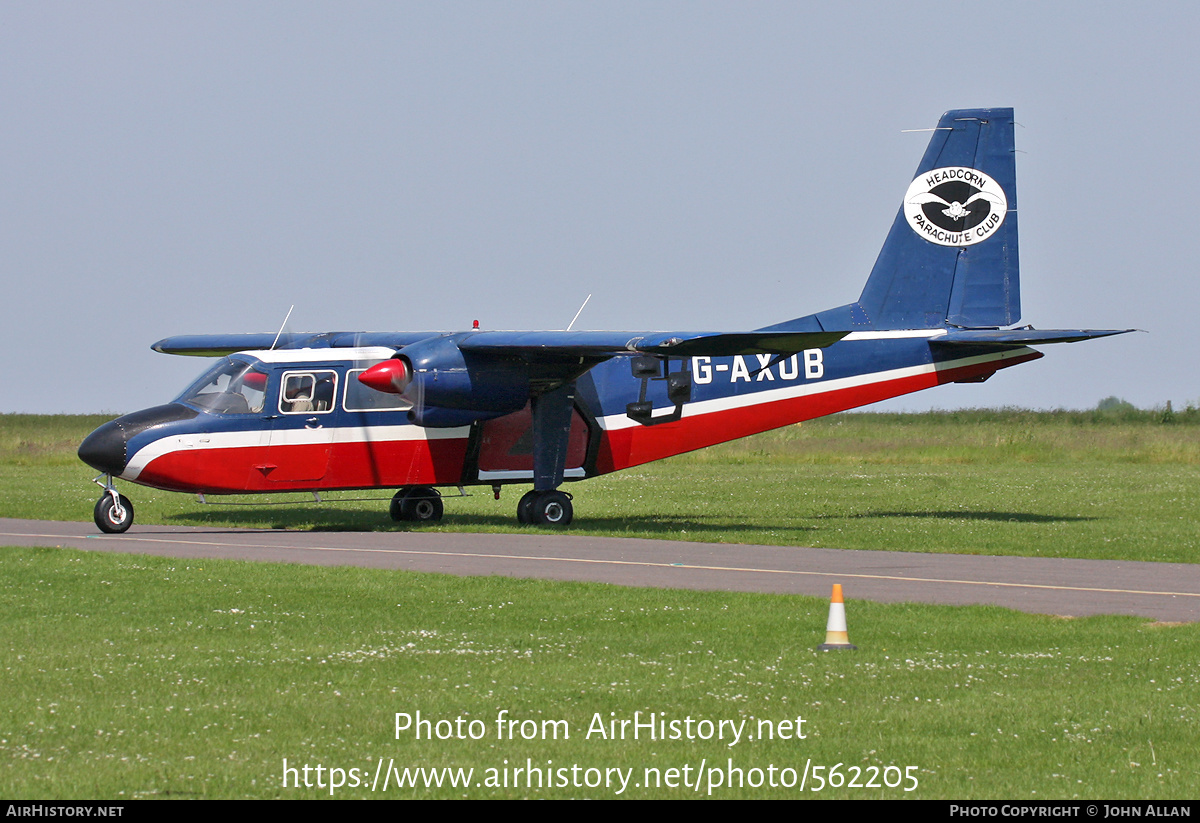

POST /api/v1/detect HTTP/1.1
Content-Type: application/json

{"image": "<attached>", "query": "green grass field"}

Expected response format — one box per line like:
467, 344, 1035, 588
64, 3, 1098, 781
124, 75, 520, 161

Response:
2, 411, 1198, 799
3, 547, 1197, 799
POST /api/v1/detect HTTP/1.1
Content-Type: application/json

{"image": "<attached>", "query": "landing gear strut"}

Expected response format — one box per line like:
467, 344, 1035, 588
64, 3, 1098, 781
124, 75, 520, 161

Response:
514, 380, 579, 527
517, 489, 573, 527
92, 475, 133, 534
389, 486, 444, 523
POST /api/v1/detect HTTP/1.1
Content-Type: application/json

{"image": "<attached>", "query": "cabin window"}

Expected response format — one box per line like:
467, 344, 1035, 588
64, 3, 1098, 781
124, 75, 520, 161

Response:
175, 358, 268, 415
344, 368, 413, 412
280, 371, 337, 414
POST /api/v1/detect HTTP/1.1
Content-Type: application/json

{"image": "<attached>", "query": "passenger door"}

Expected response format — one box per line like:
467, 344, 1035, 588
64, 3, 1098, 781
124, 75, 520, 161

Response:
264, 369, 338, 483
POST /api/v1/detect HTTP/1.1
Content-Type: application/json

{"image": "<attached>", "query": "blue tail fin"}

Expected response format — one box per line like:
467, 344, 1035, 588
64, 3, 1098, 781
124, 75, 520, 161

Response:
774, 108, 1020, 332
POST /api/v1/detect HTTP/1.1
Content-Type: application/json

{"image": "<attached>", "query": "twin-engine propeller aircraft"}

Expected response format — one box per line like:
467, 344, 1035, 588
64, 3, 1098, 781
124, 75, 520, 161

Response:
79, 108, 1130, 532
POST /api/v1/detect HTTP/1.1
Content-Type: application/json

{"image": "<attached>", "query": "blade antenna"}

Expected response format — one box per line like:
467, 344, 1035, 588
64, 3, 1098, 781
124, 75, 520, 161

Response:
566, 294, 592, 331
270, 305, 295, 350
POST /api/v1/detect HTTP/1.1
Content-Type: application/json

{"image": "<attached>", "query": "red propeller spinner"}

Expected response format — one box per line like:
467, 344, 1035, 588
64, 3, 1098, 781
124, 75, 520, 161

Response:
358, 359, 411, 394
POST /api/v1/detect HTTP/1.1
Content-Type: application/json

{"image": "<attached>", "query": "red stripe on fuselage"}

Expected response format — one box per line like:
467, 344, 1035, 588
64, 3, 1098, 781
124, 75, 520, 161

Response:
593, 352, 1040, 474
135, 437, 470, 494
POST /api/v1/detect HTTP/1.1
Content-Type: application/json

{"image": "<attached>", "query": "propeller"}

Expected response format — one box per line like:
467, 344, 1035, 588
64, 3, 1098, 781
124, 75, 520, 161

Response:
357, 355, 432, 425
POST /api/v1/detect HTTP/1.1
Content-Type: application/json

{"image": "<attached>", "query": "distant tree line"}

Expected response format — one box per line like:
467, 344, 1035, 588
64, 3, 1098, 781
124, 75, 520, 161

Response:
1095, 396, 1196, 424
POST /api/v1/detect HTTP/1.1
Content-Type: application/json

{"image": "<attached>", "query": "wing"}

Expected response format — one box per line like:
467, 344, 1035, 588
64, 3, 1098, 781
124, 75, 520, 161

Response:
152, 329, 846, 361
151, 331, 444, 356
453, 329, 847, 357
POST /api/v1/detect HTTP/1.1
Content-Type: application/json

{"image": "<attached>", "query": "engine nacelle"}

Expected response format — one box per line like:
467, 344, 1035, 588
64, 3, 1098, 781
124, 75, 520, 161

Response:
359, 335, 529, 426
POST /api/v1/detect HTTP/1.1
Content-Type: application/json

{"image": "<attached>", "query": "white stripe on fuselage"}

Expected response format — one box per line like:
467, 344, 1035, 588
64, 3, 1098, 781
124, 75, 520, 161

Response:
123, 423, 469, 481
596, 346, 1032, 431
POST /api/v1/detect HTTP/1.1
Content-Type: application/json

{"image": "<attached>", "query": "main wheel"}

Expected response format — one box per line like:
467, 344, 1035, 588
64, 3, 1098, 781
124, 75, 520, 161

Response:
516, 490, 541, 525
531, 490, 572, 527
94, 493, 134, 534
389, 488, 411, 522
400, 487, 443, 522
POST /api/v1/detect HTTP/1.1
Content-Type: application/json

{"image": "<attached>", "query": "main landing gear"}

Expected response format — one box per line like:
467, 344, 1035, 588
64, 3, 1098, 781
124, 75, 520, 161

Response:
516, 489, 573, 527
509, 380, 578, 527
389, 486, 444, 523
92, 475, 134, 534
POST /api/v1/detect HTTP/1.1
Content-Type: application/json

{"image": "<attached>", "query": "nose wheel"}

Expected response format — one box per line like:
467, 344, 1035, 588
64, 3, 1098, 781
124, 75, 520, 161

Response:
94, 489, 134, 534
517, 489, 573, 527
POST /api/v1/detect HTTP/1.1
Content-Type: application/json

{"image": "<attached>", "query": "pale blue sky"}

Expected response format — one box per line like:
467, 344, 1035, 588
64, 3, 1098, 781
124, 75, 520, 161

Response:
3, 2, 1193, 413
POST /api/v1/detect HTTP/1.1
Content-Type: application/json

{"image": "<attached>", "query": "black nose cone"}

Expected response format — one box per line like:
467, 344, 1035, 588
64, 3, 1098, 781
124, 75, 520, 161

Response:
78, 419, 128, 474
78, 404, 199, 475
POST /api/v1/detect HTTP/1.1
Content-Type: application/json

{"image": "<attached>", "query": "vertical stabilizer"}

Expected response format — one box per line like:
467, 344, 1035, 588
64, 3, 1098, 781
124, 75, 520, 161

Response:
858, 108, 1020, 329
772, 108, 1021, 334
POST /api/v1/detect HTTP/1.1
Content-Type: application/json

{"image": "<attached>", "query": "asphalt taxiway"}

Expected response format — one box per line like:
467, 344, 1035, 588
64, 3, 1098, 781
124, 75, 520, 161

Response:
3, 518, 1197, 622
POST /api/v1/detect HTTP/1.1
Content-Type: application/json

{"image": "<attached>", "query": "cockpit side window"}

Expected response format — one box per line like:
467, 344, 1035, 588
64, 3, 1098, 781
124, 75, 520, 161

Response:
280, 370, 337, 414
176, 358, 267, 414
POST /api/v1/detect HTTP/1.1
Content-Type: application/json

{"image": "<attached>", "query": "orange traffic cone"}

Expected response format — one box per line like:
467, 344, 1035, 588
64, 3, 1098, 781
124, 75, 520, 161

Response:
817, 584, 857, 651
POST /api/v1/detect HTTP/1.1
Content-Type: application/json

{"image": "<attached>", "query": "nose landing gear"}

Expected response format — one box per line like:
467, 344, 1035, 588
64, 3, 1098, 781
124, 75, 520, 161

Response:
92, 475, 134, 534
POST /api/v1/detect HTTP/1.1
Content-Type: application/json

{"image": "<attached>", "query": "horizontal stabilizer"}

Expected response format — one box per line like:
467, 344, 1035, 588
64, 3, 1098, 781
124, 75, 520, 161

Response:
933, 328, 1137, 346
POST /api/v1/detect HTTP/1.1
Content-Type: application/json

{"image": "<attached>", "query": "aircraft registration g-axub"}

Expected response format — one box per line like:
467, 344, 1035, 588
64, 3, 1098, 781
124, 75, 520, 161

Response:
79, 108, 1131, 532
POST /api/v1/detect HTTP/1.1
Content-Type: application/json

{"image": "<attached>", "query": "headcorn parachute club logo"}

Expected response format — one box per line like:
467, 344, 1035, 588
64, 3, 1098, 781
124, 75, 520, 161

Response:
903, 166, 1008, 247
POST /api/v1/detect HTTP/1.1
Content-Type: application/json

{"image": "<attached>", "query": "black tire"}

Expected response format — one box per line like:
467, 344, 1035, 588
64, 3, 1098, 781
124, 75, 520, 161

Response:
94, 494, 134, 534
531, 490, 572, 527
389, 488, 411, 522
400, 487, 443, 523
516, 490, 541, 525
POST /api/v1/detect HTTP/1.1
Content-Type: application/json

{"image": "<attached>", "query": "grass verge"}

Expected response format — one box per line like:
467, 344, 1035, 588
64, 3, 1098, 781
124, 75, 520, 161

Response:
2, 547, 1197, 799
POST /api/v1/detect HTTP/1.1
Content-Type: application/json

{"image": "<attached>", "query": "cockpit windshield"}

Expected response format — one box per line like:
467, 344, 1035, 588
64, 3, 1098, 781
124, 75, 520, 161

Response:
175, 357, 268, 414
